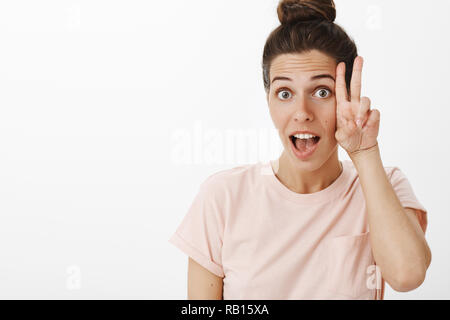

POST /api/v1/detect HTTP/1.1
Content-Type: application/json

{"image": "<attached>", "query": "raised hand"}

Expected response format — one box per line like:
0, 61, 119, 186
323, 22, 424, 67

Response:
334, 56, 380, 156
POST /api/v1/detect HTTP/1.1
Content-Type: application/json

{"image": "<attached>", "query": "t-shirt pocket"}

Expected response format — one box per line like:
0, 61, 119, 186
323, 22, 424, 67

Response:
322, 231, 377, 299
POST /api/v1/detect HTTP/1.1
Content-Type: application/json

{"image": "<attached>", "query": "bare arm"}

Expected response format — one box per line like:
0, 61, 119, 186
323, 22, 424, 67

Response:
350, 146, 431, 292
188, 257, 223, 299
334, 57, 430, 292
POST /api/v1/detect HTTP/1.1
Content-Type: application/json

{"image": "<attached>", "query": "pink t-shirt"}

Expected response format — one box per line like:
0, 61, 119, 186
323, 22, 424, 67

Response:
169, 159, 428, 300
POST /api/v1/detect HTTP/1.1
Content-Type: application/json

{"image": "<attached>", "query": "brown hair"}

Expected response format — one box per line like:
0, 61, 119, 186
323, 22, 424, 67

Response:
262, 0, 358, 96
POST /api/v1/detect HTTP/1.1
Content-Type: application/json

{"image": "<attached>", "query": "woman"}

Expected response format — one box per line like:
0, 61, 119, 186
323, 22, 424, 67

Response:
169, 0, 431, 300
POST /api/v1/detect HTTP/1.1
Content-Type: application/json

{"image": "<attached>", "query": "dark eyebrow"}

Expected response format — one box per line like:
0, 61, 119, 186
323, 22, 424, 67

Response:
311, 74, 335, 82
271, 74, 335, 84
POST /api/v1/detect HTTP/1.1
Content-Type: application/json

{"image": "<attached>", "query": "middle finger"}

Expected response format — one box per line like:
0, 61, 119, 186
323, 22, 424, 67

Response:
350, 56, 363, 102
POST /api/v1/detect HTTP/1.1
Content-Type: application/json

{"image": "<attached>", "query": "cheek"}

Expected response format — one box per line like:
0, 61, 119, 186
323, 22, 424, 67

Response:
324, 120, 332, 133
325, 118, 336, 130
322, 110, 336, 133
268, 105, 288, 129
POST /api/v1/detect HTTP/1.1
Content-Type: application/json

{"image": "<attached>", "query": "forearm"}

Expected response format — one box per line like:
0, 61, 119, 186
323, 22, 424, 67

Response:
349, 144, 430, 290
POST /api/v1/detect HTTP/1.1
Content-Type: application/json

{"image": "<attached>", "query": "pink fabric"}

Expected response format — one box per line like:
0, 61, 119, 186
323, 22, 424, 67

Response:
169, 160, 427, 299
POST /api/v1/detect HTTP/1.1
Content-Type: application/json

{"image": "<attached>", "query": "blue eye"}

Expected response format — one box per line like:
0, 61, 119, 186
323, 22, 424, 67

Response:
277, 89, 292, 100
314, 88, 332, 98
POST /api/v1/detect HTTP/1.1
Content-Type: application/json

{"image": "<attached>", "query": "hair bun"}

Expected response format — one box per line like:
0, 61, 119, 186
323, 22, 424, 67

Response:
277, 0, 336, 25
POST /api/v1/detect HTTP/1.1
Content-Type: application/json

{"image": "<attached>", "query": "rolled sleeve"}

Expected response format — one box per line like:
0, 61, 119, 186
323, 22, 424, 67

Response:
169, 178, 225, 278
388, 167, 428, 234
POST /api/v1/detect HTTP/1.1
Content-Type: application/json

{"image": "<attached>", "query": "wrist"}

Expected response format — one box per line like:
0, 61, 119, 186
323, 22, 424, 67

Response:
348, 142, 380, 163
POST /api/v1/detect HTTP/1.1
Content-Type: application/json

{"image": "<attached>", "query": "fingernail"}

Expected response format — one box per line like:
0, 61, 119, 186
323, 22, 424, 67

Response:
356, 119, 362, 128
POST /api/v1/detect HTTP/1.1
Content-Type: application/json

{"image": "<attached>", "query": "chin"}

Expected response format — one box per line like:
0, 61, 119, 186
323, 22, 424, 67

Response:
291, 157, 324, 171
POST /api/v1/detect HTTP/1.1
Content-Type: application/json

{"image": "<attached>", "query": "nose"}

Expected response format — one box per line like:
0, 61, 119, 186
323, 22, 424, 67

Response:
293, 95, 314, 122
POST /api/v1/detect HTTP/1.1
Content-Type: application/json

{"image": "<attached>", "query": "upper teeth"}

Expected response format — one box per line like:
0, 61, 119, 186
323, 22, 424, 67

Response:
293, 133, 317, 139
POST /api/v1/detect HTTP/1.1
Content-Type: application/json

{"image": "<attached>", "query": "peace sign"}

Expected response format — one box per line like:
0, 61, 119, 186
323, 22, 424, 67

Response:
335, 56, 380, 157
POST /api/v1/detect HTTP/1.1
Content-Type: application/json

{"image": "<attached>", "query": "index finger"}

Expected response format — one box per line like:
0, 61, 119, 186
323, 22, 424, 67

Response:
335, 61, 348, 103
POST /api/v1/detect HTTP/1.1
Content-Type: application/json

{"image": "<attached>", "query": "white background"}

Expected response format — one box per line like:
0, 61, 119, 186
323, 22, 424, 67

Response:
0, 0, 448, 299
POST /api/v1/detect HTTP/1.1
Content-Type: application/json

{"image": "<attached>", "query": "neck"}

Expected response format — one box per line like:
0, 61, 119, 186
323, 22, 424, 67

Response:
273, 148, 343, 194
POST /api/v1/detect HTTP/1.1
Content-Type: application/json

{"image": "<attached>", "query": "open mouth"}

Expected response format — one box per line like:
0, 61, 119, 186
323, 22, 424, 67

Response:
290, 135, 320, 151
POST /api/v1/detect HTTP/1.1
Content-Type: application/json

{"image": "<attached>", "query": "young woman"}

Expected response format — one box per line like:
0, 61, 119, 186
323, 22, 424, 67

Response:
169, 0, 431, 300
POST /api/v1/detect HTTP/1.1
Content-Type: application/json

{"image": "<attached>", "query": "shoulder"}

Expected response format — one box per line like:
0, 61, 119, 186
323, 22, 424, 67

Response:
193, 162, 263, 220
382, 164, 404, 180
200, 161, 263, 194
